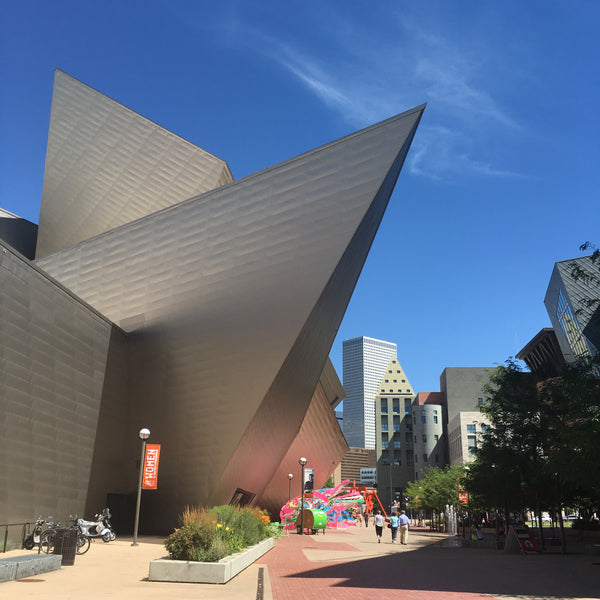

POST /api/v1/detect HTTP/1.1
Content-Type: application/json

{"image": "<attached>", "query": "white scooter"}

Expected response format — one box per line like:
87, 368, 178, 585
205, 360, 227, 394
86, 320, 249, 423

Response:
75, 508, 116, 543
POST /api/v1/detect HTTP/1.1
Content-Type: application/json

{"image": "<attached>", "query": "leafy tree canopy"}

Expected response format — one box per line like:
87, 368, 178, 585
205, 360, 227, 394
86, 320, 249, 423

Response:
469, 358, 600, 516
405, 464, 465, 513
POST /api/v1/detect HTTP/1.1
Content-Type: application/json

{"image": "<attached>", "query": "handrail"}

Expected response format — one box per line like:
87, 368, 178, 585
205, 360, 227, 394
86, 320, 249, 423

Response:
0, 522, 35, 553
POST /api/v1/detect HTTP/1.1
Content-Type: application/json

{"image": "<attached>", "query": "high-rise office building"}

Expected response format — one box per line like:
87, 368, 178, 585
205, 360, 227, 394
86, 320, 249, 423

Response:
343, 336, 397, 449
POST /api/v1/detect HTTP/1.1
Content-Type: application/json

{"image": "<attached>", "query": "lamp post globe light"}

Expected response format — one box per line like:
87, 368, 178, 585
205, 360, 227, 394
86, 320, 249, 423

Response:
132, 428, 150, 546
299, 457, 307, 535
288, 473, 293, 504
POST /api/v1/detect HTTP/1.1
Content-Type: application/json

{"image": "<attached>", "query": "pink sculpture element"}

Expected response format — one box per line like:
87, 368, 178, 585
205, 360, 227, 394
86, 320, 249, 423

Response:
279, 479, 365, 529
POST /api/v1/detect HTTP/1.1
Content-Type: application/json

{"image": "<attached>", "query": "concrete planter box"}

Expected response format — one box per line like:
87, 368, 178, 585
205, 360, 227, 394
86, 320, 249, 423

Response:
149, 537, 274, 584
0, 554, 62, 582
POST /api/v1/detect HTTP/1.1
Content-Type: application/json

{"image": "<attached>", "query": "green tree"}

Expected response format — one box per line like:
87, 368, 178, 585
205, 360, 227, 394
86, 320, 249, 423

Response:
537, 359, 600, 509
469, 358, 600, 552
323, 475, 335, 489
405, 465, 465, 513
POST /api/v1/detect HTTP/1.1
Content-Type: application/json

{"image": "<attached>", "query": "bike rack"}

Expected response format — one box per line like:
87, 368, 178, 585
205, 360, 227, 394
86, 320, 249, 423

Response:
0, 522, 32, 553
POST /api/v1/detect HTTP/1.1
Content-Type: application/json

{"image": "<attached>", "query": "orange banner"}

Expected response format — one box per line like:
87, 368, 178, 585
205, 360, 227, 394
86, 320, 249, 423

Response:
458, 479, 469, 505
142, 444, 161, 490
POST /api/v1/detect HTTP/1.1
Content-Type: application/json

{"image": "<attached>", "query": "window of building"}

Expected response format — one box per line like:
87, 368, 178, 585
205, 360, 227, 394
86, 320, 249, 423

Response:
434, 434, 439, 442
414, 454, 418, 463
381, 399, 388, 414
421, 415, 427, 424
478, 397, 484, 405
423, 454, 428, 462
393, 423, 400, 431
467, 435, 477, 454
481, 424, 490, 434
393, 398, 400, 413
381, 457, 389, 464
382, 423, 388, 431
406, 423, 412, 432
382, 441, 388, 449
405, 432, 412, 443
557, 289, 589, 357
422, 435, 427, 443
394, 441, 401, 449
414, 436, 417, 444
433, 415, 438, 424
467, 424, 476, 433
401, 378, 405, 381
385, 379, 389, 383
388, 370, 392, 373
407, 389, 411, 393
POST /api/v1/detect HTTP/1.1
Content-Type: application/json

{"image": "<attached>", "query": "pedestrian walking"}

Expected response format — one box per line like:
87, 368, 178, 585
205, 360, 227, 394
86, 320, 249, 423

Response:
398, 510, 410, 545
364, 511, 370, 527
374, 510, 384, 543
389, 511, 399, 543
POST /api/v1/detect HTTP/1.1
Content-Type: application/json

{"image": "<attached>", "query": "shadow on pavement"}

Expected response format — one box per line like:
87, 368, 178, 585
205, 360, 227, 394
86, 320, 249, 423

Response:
284, 543, 600, 598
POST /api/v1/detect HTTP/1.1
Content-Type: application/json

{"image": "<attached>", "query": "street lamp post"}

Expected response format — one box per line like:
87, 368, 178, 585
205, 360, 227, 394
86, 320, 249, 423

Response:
388, 462, 393, 511
299, 458, 307, 534
288, 473, 293, 504
132, 427, 150, 546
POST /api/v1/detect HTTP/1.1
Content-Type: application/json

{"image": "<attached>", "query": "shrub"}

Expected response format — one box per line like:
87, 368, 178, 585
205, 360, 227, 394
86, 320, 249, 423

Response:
164, 504, 273, 562
165, 521, 214, 561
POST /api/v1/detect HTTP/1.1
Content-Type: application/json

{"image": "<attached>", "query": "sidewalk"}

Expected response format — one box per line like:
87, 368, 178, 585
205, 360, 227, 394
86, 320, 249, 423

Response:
1, 525, 599, 599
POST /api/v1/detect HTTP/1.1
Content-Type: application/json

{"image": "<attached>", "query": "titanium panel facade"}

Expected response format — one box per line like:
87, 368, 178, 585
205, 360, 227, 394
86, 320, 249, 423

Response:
3, 70, 424, 532
36, 70, 232, 258
258, 366, 348, 517
37, 105, 423, 528
0, 243, 129, 524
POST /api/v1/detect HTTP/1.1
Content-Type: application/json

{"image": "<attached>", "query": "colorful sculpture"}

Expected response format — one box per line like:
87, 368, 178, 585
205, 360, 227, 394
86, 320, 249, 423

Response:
279, 479, 365, 530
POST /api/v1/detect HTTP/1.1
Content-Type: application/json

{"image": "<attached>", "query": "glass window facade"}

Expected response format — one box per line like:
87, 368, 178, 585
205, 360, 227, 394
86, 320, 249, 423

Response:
557, 289, 589, 357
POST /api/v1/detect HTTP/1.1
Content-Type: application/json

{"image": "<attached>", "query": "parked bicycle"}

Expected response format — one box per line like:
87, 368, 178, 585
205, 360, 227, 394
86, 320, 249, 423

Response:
24, 517, 60, 553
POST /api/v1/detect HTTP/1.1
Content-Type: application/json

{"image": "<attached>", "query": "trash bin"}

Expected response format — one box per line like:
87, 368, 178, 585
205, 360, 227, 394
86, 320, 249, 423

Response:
52, 528, 77, 566
295, 509, 327, 534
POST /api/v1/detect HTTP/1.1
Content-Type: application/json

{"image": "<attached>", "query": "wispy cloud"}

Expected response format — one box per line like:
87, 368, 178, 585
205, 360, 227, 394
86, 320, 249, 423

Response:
408, 124, 528, 180
228, 8, 526, 180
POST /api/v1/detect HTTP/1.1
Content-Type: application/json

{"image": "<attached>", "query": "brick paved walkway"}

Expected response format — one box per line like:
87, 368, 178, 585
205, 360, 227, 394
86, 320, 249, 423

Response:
263, 528, 489, 600
262, 526, 600, 600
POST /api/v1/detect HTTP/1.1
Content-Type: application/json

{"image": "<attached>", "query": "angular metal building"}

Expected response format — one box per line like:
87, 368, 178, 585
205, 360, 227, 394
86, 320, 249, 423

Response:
1, 70, 424, 532
544, 255, 600, 363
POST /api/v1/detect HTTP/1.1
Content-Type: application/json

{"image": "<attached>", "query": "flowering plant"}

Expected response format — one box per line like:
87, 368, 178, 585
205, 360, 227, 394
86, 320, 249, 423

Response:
164, 505, 273, 562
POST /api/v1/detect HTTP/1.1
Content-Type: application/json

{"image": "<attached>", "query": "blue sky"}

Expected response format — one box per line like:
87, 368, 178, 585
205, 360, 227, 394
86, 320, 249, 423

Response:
1, 1, 599, 395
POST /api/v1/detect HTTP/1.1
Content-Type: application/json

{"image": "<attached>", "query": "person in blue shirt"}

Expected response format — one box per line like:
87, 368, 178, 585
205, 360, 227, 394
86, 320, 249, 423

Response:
389, 512, 399, 543
398, 510, 410, 544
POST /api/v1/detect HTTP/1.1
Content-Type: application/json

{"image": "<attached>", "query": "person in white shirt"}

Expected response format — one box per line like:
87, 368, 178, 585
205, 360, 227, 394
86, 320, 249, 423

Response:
374, 510, 385, 543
